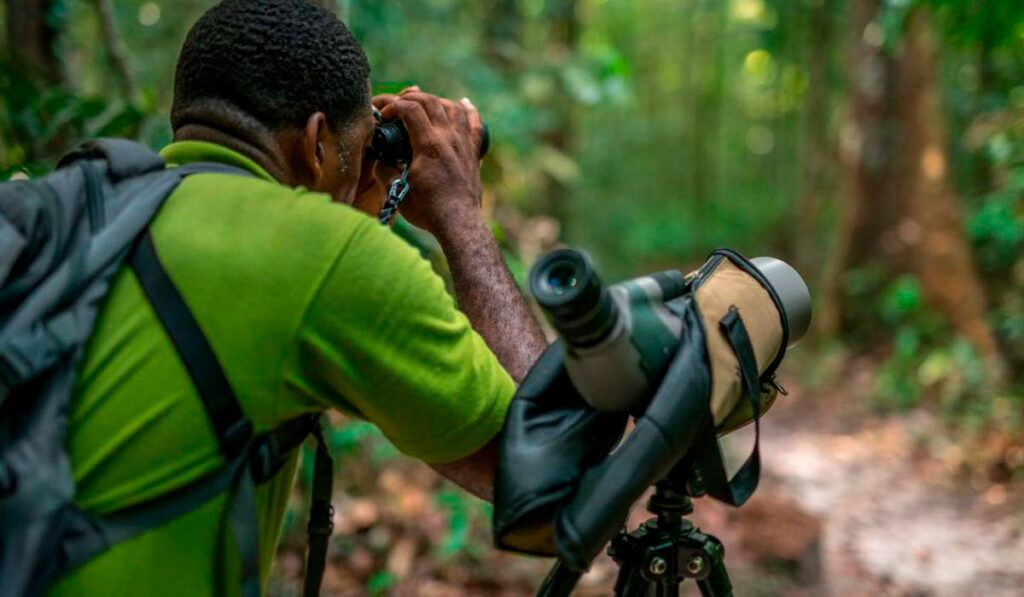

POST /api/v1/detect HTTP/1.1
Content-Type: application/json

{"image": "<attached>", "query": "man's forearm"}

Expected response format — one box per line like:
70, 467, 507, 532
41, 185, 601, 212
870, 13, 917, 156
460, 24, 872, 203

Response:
434, 209, 548, 384
386, 89, 547, 501
430, 211, 546, 502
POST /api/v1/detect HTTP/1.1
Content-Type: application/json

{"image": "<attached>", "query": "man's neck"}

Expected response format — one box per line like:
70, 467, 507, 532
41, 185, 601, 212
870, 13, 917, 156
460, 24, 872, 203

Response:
173, 123, 294, 185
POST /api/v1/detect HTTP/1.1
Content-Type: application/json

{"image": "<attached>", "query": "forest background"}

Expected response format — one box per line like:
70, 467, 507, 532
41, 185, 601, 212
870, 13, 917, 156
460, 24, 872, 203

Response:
3, 0, 1024, 594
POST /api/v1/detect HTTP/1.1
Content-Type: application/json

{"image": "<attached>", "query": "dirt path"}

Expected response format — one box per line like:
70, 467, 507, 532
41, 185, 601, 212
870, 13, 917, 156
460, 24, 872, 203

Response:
752, 370, 1024, 596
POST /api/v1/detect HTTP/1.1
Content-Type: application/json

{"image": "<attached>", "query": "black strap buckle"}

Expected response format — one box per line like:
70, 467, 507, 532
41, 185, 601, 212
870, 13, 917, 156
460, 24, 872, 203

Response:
306, 504, 335, 537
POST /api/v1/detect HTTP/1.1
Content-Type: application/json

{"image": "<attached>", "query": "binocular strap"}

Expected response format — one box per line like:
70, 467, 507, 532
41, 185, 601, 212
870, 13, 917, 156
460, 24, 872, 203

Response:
378, 164, 411, 225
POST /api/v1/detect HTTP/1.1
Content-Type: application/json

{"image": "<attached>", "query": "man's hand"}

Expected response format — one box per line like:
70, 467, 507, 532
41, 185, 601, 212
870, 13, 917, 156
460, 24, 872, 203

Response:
378, 87, 547, 382
378, 89, 486, 235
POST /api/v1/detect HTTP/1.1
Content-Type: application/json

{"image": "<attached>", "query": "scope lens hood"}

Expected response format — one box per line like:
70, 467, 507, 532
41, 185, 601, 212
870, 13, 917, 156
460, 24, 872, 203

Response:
751, 257, 811, 346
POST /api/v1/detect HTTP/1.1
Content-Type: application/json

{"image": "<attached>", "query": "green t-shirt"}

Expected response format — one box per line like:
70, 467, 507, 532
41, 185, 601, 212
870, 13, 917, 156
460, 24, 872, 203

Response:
49, 141, 516, 596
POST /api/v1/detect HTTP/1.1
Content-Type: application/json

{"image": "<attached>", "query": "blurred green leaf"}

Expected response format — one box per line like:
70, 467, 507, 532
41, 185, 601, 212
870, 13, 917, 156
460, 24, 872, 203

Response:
366, 571, 396, 596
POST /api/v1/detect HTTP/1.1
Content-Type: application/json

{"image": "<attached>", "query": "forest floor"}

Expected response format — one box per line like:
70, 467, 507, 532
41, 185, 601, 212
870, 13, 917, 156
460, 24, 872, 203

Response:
271, 356, 1024, 596
716, 356, 1024, 596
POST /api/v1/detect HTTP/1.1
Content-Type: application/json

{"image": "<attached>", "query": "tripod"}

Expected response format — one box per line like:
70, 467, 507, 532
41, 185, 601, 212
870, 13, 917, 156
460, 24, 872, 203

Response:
537, 480, 733, 597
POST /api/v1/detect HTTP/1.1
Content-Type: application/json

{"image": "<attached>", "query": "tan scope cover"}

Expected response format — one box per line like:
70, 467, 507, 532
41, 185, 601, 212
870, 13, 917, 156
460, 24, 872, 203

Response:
693, 259, 785, 430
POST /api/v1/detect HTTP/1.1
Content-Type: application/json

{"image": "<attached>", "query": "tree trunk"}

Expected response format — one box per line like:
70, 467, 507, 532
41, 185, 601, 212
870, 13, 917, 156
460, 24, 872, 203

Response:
819, 0, 895, 337
4, 0, 60, 82
821, 1, 1006, 383
895, 8, 1006, 382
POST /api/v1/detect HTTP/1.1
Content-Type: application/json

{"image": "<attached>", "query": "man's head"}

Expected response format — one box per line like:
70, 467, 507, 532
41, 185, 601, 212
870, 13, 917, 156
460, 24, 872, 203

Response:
172, 0, 373, 202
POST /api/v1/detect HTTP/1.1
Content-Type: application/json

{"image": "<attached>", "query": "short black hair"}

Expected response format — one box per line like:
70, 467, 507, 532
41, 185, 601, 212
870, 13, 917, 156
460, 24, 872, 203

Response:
172, 0, 370, 133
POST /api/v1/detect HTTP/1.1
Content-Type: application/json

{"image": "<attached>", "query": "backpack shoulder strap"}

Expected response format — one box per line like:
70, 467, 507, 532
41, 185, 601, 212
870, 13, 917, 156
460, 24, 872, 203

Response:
57, 139, 165, 181
128, 225, 334, 597
130, 229, 253, 456
129, 215, 262, 593
127, 223, 332, 597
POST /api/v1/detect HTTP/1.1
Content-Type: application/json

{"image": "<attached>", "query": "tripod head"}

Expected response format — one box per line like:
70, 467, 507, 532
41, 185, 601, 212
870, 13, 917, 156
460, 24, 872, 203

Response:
538, 476, 735, 597
611, 482, 733, 597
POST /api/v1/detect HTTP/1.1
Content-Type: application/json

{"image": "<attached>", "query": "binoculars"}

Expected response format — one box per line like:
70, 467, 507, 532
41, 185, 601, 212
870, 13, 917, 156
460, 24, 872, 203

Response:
366, 120, 491, 166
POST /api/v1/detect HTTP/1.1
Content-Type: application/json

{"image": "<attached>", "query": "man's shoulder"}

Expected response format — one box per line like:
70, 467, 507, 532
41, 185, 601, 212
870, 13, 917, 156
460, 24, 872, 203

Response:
149, 173, 388, 327
175, 171, 349, 218
164, 172, 378, 250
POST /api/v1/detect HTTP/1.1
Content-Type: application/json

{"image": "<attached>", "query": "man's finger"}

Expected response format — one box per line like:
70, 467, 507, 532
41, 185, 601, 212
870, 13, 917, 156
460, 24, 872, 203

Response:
461, 97, 484, 154
379, 97, 430, 128
380, 98, 436, 150
372, 93, 398, 109
446, 100, 470, 135
399, 91, 449, 125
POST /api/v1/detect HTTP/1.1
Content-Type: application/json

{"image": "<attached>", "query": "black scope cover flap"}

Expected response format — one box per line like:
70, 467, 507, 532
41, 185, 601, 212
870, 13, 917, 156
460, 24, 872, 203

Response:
493, 341, 629, 557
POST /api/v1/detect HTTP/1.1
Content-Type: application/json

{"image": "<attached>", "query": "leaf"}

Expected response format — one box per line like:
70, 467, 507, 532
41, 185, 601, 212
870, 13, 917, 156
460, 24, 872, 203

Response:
534, 145, 580, 184
86, 103, 145, 138
366, 570, 396, 596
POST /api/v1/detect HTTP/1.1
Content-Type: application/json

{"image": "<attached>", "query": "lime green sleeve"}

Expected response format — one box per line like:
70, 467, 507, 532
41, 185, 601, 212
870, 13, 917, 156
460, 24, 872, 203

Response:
286, 217, 516, 464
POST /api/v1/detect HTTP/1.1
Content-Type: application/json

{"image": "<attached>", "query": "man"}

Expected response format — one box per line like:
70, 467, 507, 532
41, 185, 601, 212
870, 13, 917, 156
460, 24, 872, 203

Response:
48, 0, 548, 594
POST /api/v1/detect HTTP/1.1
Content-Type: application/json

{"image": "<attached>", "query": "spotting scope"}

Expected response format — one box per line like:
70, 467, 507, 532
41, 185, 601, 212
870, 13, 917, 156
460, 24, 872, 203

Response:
529, 249, 811, 415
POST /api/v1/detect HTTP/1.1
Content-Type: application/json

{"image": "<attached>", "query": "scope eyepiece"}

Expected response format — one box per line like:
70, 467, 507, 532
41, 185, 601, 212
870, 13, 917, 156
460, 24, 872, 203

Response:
530, 249, 618, 349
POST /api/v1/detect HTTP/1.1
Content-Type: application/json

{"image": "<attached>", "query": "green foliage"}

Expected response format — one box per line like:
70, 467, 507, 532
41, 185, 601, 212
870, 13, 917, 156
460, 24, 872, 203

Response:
873, 275, 1001, 430
970, 170, 1024, 269
0, 64, 155, 177
881, 275, 923, 322
875, 275, 928, 410
955, 74, 1024, 373
565, 0, 816, 278
930, 0, 1024, 52
433, 489, 474, 559
875, 329, 988, 415
366, 571, 396, 596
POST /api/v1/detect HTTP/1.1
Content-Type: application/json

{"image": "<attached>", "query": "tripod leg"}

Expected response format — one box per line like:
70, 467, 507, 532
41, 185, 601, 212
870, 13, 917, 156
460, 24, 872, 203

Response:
614, 564, 653, 597
537, 560, 583, 597
696, 566, 733, 597
615, 572, 685, 597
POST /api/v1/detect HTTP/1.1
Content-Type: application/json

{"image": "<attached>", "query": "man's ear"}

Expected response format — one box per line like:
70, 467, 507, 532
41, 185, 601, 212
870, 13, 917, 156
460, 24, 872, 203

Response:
299, 112, 329, 186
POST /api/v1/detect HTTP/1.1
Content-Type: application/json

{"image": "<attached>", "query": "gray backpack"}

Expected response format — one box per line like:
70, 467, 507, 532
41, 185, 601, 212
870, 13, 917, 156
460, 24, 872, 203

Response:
0, 139, 333, 597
